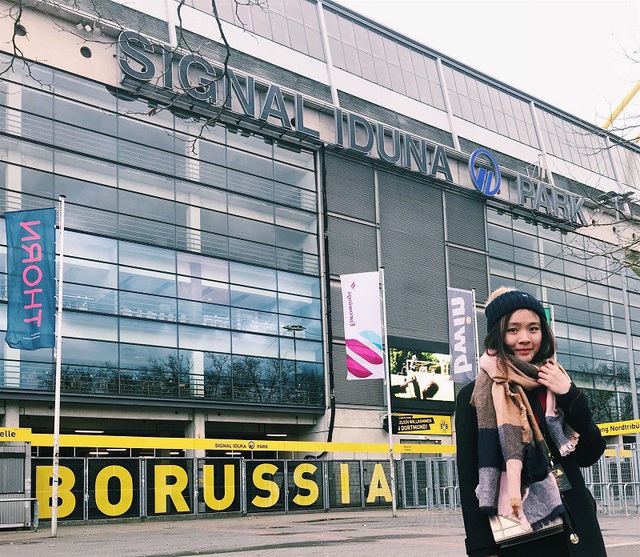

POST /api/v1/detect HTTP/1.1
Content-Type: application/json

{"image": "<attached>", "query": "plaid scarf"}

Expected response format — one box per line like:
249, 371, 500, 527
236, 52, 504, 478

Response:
470, 352, 579, 529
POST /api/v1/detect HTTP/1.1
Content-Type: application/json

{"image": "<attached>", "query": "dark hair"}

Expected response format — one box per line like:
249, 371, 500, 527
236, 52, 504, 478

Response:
484, 308, 556, 370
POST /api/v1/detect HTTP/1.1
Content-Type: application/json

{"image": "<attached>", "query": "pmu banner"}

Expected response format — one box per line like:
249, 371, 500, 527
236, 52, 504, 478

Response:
447, 287, 477, 384
5, 208, 56, 350
340, 271, 384, 380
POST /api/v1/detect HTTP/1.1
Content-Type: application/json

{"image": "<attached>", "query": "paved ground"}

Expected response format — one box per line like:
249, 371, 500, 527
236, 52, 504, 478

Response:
0, 509, 639, 557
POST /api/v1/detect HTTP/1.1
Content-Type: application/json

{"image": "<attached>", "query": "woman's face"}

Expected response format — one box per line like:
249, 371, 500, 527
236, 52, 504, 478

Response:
504, 309, 542, 363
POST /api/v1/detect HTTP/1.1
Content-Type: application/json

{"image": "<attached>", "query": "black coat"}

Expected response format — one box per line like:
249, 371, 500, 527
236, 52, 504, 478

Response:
456, 381, 607, 557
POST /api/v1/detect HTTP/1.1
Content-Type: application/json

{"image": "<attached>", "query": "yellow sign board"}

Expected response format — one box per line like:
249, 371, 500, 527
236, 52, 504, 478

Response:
392, 413, 452, 435
0, 427, 32, 442
604, 448, 632, 458
597, 419, 640, 437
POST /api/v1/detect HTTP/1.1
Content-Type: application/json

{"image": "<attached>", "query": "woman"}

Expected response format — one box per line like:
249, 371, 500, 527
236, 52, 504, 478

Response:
456, 287, 607, 557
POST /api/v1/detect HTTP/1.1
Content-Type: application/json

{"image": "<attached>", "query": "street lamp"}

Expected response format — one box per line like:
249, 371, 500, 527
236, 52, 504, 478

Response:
283, 324, 305, 389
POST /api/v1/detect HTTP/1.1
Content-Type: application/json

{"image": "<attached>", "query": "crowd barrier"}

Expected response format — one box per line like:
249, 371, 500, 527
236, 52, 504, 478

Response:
29, 458, 395, 520
2, 431, 638, 524
24, 444, 637, 522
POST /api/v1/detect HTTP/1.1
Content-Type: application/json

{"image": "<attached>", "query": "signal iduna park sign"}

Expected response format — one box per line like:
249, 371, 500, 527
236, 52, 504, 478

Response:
116, 31, 587, 227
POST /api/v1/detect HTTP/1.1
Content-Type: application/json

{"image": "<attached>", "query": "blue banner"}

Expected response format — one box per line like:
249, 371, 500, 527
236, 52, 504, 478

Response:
5, 208, 56, 350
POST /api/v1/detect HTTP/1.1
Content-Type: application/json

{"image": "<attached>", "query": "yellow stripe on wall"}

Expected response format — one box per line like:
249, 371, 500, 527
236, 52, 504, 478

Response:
1, 428, 456, 454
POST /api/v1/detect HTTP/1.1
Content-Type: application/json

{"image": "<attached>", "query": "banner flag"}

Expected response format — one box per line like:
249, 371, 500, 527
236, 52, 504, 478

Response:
5, 208, 56, 350
447, 287, 477, 384
340, 271, 384, 380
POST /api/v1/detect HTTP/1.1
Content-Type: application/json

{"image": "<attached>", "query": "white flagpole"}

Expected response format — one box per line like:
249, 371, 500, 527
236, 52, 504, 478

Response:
379, 267, 397, 518
51, 195, 66, 537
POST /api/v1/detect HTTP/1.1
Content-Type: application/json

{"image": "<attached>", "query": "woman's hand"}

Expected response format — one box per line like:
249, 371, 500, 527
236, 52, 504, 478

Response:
538, 360, 571, 395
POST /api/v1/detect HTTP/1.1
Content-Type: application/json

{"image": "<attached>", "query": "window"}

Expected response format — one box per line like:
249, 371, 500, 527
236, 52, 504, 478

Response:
443, 65, 538, 147
536, 107, 613, 177
324, 9, 445, 110
214, 0, 325, 60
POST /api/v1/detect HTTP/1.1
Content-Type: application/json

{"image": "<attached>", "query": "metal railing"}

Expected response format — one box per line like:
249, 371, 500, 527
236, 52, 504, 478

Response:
0, 498, 38, 530
0, 362, 325, 407
402, 444, 640, 515
8, 444, 638, 524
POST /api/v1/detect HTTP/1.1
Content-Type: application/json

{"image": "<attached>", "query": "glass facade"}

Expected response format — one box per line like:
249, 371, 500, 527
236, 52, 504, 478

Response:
611, 141, 640, 191
442, 65, 539, 148
535, 107, 615, 178
0, 54, 324, 408
213, 0, 326, 61
323, 7, 446, 110
190, 0, 640, 187
487, 208, 639, 422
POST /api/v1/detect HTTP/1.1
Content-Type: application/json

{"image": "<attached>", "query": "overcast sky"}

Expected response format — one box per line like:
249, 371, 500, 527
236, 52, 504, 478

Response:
338, 0, 640, 138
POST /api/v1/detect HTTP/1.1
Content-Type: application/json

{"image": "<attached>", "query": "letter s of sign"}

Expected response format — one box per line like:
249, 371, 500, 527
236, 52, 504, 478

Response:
118, 30, 156, 82
251, 463, 280, 508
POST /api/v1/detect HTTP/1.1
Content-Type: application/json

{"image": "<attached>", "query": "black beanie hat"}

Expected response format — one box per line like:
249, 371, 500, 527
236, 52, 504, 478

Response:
485, 289, 546, 333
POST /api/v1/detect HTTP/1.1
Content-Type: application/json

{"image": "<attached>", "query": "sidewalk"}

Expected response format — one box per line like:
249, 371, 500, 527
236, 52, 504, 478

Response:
0, 509, 638, 557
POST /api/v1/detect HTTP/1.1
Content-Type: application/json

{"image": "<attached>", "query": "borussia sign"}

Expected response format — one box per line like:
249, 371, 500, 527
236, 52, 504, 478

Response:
598, 419, 640, 437
389, 414, 452, 435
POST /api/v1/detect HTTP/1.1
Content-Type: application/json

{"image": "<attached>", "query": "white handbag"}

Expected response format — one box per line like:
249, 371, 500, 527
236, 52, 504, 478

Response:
489, 513, 564, 547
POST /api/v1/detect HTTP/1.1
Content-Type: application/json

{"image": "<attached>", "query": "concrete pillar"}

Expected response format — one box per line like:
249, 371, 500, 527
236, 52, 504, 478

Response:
1, 401, 20, 428
185, 412, 206, 459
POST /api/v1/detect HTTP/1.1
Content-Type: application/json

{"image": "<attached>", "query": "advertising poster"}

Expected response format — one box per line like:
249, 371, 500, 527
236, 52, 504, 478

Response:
246, 460, 286, 513
146, 459, 193, 516
88, 459, 140, 519
389, 349, 455, 413
287, 460, 324, 511
198, 458, 242, 513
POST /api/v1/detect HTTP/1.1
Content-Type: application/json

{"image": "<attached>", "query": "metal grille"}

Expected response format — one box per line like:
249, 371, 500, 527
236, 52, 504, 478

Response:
378, 170, 448, 343
583, 444, 640, 515
325, 154, 376, 222
330, 282, 345, 339
326, 216, 378, 277
401, 458, 459, 509
16, 445, 640, 521
179, 31, 333, 104
445, 191, 486, 251
0, 443, 32, 529
326, 461, 362, 508
0, 453, 24, 494
458, 137, 530, 177
448, 246, 489, 304
56, 0, 171, 42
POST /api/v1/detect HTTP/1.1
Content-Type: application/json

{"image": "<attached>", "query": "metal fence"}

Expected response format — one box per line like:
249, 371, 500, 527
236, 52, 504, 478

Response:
582, 444, 640, 515
3, 443, 638, 526
402, 443, 640, 515
0, 442, 37, 529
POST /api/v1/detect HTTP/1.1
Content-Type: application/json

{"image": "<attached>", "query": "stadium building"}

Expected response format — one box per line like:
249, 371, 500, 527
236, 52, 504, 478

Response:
1, 0, 639, 465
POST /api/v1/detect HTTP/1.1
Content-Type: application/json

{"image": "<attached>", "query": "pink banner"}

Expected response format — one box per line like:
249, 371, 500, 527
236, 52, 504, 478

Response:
340, 272, 384, 380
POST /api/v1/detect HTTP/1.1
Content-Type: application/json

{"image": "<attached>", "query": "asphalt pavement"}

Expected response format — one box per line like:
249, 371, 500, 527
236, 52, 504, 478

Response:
0, 509, 638, 557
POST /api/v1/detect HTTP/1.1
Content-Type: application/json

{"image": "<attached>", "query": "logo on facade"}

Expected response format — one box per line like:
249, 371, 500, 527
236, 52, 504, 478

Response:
469, 148, 501, 196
